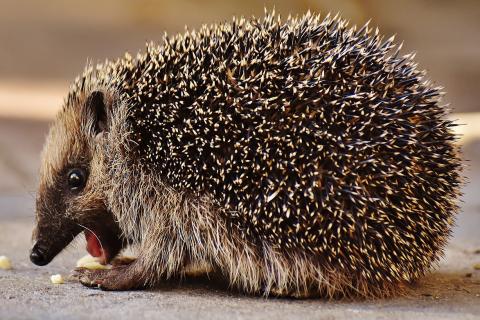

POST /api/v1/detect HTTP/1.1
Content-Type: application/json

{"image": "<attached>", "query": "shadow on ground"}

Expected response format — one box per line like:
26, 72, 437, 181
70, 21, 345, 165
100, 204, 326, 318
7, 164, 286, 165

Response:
0, 118, 479, 319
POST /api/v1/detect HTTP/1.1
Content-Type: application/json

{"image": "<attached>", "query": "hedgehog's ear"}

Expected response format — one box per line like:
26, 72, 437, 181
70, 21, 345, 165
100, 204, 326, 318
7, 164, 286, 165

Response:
86, 91, 108, 134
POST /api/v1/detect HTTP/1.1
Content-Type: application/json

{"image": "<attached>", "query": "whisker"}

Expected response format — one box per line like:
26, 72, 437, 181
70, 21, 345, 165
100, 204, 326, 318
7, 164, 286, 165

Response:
75, 223, 105, 257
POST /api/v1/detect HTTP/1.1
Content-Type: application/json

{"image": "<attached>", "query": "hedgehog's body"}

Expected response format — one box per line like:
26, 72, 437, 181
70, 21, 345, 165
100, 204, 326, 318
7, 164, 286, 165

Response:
31, 13, 461, 298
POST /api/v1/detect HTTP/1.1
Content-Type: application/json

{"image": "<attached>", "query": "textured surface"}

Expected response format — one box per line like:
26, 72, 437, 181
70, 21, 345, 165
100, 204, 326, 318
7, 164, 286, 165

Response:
62, 14, 462, 294
1, 204, 480, 319
0, 119, 479, 319
1, 0, 479, 114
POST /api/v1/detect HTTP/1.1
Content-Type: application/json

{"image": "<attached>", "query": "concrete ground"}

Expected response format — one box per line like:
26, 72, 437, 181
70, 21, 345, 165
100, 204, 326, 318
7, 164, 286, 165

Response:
0, 1, 479, 318
0, 117, 479, 319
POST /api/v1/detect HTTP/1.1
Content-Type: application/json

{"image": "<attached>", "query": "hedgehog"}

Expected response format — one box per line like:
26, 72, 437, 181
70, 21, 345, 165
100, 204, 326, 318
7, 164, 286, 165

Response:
30, 12, 462, 298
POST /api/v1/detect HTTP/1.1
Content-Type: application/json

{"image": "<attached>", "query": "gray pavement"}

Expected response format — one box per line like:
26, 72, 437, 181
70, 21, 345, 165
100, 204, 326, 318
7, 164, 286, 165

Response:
0, 118, 479, 319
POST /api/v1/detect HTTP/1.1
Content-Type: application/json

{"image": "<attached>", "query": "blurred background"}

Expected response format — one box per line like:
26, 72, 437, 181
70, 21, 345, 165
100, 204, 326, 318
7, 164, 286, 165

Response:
0, 0, 479, 220
1, 0, 479, 196
1, 0, 479, 118
0, 1, 480, 316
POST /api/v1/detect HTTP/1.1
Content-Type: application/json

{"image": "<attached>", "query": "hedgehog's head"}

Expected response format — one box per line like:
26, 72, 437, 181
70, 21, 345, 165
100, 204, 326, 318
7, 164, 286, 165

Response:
30, 88, 125, 266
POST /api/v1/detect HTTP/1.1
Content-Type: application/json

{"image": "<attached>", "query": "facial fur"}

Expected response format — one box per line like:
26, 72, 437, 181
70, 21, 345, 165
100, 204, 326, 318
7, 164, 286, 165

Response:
31, 88, 124, 266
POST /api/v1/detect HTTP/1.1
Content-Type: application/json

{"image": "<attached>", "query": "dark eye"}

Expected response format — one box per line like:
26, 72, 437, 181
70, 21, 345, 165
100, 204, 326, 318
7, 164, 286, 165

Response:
67, 169, 87, 191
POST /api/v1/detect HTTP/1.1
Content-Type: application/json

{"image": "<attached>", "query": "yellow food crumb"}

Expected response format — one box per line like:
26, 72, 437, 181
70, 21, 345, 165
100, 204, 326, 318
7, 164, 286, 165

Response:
76, 254, 110, 270
76, 254, 98, 267
81, 261, 110, 270
474, 263, 480, 270
50, 274, 64, 284
0, 255, 12, 270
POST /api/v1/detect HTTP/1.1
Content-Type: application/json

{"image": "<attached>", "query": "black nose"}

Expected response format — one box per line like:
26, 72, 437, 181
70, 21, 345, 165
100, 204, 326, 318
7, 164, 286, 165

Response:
30, 247, 49, 266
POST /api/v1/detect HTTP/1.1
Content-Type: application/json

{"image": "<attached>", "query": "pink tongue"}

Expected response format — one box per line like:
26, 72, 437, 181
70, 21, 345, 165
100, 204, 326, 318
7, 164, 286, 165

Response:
85, 230, 106, 262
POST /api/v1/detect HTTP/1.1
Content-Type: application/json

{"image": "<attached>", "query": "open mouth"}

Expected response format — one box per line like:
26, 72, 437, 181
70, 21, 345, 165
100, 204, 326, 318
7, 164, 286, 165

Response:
30, 211, 125, 267
85, 230, 109, 263
83, 221, 124, 265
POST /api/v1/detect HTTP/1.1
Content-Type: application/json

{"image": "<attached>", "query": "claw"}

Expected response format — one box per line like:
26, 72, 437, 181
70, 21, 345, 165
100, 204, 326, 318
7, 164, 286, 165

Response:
73, 267, 106, 288
79, 276, 102, 288
72, 263, 146, 291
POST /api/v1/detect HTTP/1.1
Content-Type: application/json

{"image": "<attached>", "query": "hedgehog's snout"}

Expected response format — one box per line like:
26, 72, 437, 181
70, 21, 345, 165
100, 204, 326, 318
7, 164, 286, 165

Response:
30, 242, 50, 266
30, 215, 82, 266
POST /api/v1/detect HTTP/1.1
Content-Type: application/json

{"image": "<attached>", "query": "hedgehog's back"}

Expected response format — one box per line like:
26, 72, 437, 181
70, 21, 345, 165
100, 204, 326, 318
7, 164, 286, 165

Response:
113, 12, 461, 292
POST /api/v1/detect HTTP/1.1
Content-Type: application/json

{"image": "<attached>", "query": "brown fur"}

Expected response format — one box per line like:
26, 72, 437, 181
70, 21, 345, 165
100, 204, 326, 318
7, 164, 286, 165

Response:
33, 12, 461, 298
72, 90, 405, 298
35, 82, 405, 298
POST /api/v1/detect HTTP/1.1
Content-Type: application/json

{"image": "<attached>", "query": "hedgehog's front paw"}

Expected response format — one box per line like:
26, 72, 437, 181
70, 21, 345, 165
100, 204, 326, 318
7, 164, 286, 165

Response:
74, 264, 145, 291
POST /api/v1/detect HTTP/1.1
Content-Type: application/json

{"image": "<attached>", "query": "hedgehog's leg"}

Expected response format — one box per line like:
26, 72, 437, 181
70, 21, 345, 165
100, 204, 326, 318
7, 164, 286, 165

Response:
75, 221, 190, 290
75, 259, 147, 290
